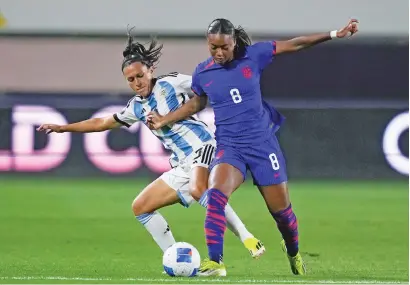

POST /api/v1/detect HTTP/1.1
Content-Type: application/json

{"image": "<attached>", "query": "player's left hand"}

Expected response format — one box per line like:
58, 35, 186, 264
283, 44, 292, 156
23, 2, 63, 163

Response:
337, 19, 359, 38
146, 111, 165, 130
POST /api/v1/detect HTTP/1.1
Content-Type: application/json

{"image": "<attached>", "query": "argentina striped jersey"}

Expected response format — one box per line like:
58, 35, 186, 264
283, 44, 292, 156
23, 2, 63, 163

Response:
113, 72, 214, 163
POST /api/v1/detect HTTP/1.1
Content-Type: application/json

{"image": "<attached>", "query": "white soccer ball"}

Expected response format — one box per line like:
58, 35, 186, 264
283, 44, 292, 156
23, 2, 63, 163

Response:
163, 242, 200, 277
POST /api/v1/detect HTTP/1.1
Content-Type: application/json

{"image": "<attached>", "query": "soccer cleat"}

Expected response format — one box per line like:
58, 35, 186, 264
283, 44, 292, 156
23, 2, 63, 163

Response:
244, 237, 266, 259
198, 258, 227, 277
280, 240, 306, 275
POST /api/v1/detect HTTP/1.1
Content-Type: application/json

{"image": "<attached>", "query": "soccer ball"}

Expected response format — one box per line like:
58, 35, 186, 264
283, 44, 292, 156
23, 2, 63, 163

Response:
162, 242, 200, 277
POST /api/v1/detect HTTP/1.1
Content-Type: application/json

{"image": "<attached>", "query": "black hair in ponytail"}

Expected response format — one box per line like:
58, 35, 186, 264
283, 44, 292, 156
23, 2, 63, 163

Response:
121, 26, 163, 71
207, 18, 252, 58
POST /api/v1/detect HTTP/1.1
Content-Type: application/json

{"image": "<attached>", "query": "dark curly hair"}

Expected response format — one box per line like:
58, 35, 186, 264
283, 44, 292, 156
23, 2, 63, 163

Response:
207, 18, 252, 59
121, 26, 163, 71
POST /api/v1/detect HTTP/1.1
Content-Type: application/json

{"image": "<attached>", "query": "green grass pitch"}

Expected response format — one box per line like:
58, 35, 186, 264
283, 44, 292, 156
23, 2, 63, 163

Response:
0, 178, 408, 284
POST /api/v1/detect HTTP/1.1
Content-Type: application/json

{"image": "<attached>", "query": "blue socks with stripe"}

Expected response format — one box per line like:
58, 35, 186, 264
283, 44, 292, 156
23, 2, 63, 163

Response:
204, 188, 228, 263
270, 204, 299, 257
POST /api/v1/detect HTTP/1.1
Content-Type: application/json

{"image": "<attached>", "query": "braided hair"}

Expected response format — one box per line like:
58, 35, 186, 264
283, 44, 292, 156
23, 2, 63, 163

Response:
207, 18, 252, 59
121, 26, 163, 71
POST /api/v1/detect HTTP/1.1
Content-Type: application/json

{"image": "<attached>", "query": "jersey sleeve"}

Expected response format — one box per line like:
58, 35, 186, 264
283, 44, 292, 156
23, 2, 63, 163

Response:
113, 99, 139, 127
176, 73, 196, 97
250, 41, 277, 70
191, 66, 206, 96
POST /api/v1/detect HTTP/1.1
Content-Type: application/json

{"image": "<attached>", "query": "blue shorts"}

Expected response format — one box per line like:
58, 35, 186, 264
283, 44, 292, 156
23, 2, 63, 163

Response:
210, 135, 288, 186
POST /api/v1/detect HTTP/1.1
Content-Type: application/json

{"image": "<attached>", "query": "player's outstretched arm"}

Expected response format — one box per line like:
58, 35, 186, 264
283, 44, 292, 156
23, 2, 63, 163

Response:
37, 115, 121, 134
276, 19, 358, 54
147, 94, 208, 130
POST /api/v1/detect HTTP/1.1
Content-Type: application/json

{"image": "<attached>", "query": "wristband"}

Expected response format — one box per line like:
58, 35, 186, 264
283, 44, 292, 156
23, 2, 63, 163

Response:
330, 30, 338, 39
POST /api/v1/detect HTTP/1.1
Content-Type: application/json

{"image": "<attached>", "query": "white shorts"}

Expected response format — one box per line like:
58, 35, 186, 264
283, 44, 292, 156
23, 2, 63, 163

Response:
160, 140, 216, 207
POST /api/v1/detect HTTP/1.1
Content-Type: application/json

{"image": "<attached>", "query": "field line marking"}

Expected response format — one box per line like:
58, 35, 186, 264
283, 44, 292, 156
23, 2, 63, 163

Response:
0, 276, 407, 284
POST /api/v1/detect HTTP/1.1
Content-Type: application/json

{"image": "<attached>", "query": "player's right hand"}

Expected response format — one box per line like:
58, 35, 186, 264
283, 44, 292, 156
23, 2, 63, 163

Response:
336, 19, 359, 38
36, 124, 64, 134
146, 111, 165, 130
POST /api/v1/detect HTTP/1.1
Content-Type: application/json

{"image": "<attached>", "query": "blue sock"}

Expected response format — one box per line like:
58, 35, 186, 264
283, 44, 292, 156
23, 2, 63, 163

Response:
204, 188, 228, 263
270, 204, 299, 257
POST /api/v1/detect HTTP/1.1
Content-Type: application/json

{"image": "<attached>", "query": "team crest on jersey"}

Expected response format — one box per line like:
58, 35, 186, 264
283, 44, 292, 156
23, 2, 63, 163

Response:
242, 66, 252, 79
161, 88, 166, 96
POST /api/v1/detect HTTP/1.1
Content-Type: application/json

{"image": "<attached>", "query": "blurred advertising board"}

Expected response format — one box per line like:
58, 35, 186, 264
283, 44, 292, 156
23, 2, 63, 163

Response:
0, 93, 407, 179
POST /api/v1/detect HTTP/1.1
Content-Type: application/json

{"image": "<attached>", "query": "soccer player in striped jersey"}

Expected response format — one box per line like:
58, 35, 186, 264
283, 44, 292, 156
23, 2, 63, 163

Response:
147, 18, 359, 276
37, 31, 265, 262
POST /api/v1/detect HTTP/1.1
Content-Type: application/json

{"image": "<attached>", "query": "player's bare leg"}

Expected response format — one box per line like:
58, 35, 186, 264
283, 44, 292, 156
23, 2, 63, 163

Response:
132, 178, 181, 252
191, 166, 265, 259
258, 183, 306, 275
189, 165, 209, 201
198, 163, 243, 277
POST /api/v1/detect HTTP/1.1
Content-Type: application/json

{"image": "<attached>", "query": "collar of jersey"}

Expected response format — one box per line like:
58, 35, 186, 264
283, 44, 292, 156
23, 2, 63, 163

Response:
206, 55, 249, 70
134, 92, 154, 102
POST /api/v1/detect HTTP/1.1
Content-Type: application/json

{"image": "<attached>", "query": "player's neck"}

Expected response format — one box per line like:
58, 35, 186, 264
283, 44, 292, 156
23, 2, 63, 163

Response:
146, 79, 157, 96
213, 58, 234, 67
137, 79, 156, 98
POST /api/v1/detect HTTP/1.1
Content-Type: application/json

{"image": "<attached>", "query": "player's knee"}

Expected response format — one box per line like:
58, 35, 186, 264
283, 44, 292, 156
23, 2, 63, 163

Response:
131, 197, 148, 216
190, 182, 207, 201
260, 183, 290, 212
207, 181, 234, 198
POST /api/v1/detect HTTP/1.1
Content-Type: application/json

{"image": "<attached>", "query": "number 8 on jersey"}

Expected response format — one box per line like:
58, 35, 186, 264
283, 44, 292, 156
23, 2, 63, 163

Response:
230, 88, 242, 104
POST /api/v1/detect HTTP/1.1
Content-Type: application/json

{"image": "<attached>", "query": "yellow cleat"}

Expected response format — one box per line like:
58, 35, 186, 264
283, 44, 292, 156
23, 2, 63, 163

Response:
198, 258, 227, 277
280, 240, 306, 275
244, 237, 266, 259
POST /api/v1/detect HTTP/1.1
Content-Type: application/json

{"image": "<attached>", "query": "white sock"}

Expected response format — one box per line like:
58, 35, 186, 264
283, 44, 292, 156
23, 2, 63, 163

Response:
198, 193, 254, 243
136, 211, 176, 252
